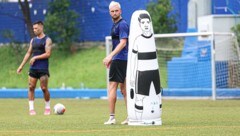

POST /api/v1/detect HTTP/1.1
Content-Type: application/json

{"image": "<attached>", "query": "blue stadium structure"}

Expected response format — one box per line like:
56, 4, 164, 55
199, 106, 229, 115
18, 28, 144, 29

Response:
0, 0, 240, 99
0, 0, 239, 43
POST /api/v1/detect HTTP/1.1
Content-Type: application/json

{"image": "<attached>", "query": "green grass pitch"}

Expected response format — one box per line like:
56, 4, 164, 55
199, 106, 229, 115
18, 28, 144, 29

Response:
0, 99, 240, 136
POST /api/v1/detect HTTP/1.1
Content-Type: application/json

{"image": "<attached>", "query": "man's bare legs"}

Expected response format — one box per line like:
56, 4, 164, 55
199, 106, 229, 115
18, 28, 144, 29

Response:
108, 80, 127, 115
40, 75, 51, 115
119, 80, 127, 106
28, 75, 50, 115
120, 80, 128, 124
104, 80, 128, 125
28, 76, 38, 115
40, 75, 50, 102
104, 81, 118, 124
108, 81, 118, 115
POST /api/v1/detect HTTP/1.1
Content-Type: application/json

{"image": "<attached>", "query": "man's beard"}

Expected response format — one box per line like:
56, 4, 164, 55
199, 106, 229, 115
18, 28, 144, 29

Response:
34, 32, 41, 36
112, 15, 120, 22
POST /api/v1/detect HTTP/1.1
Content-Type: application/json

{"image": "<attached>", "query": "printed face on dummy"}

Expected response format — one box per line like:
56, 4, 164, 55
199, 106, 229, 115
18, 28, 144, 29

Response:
139, 18, 151, 32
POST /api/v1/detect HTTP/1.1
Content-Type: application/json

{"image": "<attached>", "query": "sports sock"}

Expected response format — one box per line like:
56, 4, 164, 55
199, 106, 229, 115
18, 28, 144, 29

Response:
109, 114, 115, 120
45, 101, 50, 109
29, 100, 34, 111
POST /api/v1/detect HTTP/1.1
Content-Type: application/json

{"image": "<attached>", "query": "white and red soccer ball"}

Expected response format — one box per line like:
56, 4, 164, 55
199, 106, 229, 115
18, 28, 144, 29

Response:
53, 103, 66, 115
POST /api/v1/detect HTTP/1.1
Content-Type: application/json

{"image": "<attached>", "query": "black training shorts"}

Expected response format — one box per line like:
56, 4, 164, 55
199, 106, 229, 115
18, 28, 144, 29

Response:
29, 69, 50, 79
109, 60, 127, 83
136, 69, 160, 96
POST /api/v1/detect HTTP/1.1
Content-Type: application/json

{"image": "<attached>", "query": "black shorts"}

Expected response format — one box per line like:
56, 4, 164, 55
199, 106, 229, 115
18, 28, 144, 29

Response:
29, 69, 50, 79
109, 60, 127, 83
136, 69, 160, 96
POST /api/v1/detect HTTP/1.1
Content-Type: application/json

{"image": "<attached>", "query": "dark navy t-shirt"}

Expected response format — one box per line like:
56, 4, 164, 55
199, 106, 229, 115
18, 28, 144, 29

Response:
30, 36, 49, 70
111, 19, 129, 60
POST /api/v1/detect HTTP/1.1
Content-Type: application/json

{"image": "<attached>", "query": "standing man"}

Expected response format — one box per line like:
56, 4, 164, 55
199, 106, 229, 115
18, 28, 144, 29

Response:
17, 21, 52, 115
103, 1, 129, 125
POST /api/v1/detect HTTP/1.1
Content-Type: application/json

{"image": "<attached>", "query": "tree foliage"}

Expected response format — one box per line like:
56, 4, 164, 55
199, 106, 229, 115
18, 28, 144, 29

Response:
44, 0, 79, 51
147, 0, 177, 34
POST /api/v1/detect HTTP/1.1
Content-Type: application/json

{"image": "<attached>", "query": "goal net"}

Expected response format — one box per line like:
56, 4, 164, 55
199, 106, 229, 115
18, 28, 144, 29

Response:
105, 32, 240, 100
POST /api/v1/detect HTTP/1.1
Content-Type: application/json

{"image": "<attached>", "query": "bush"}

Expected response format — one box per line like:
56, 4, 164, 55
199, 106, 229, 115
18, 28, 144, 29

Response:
44, 0, 79, 51
147, 0, 177, 34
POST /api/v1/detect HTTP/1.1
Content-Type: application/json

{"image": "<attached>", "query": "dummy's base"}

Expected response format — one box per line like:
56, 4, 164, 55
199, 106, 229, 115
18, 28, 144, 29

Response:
128, 118, 162, 126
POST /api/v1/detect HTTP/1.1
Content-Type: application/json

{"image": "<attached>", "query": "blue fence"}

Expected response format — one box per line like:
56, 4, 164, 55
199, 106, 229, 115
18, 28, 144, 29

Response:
1, 0, 239, 43
0, 88, 240, 98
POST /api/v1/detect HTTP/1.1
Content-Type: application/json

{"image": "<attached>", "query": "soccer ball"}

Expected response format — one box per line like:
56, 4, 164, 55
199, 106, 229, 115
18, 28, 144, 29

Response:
53, 103, 66, 115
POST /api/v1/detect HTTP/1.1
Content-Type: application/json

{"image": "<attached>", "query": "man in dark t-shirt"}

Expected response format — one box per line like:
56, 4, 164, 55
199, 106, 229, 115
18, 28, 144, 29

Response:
17, 21, 52, 116
103, 1, 129, 125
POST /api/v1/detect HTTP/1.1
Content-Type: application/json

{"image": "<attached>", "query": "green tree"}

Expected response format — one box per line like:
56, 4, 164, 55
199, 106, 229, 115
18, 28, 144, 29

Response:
147, 0, 177, 33
44, 0, 79, 51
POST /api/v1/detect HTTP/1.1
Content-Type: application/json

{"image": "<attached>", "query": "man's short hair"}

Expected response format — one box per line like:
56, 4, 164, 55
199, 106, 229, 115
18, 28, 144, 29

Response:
109, 1, 121, 10
33, 20, 44, 26
138, 13, 151, 22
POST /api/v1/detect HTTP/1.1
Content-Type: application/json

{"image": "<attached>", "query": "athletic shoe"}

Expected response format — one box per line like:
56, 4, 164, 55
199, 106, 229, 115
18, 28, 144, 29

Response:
121, 118, 128, 125
29, 110, 36, 115
44, 109, 51, 115
104, 118, 116, 125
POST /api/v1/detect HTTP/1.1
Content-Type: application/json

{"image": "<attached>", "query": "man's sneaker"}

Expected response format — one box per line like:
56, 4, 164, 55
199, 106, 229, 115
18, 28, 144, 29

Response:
121, 118, 128, 125
29, 110, 36, 115
44, 109, 51, 115
104, 118, 116, 125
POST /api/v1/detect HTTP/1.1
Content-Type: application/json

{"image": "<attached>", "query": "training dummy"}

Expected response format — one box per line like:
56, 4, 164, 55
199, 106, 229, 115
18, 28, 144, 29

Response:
127, 10, 162, 126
